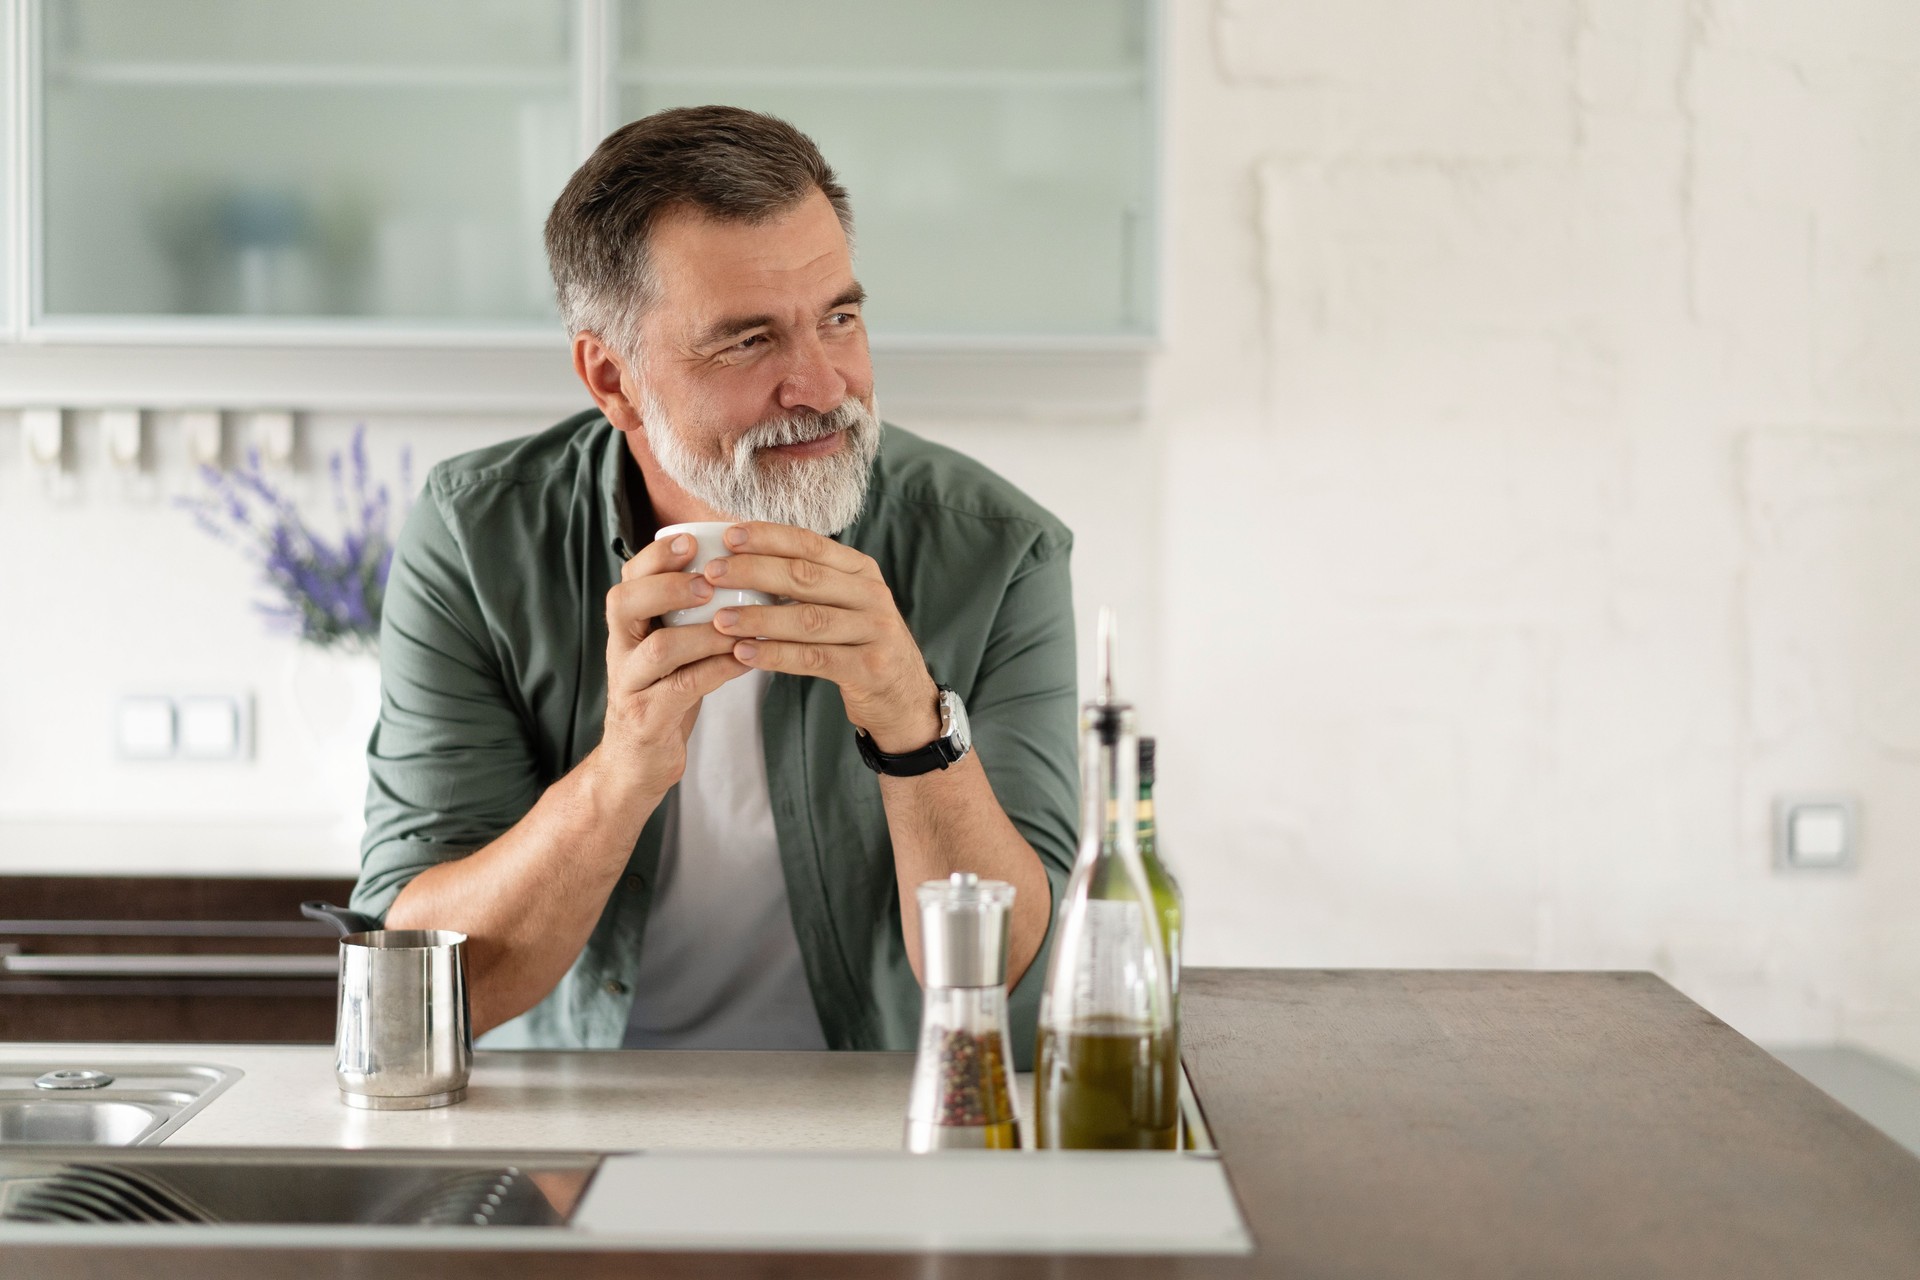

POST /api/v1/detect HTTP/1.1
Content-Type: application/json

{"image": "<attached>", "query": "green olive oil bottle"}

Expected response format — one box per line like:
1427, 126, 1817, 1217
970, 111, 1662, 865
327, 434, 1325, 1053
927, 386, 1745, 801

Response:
1035, 609, 1178, 1150
1137, 737, 1183, 1014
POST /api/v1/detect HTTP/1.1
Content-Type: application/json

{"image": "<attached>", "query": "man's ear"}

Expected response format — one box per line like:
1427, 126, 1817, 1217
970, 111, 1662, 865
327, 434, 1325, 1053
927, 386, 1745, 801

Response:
572, 331, 644, 434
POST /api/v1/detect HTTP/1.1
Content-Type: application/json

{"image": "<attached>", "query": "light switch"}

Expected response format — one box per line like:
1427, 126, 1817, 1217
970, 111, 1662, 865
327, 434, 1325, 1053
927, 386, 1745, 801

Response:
1774, 794, 1858, 871
178, 696, 243, 759
1790, 808, 1847, 864
117, 697, 176, 760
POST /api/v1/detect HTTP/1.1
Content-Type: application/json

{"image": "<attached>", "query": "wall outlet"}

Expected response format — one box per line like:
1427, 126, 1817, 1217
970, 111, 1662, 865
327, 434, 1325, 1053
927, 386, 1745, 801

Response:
1773, 794, 1859, 872
115, 692, 253, 762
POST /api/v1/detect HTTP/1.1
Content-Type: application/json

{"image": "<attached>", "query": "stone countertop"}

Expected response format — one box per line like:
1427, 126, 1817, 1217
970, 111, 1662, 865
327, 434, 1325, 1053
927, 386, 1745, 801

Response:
0, 1042, 939, 1151
7, 970, 1920, 1279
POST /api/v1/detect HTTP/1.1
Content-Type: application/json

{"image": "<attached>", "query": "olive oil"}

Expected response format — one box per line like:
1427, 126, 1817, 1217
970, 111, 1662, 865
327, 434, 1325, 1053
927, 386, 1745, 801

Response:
1035, 1021, 1179, 1150
1034, 608, 1178, 1150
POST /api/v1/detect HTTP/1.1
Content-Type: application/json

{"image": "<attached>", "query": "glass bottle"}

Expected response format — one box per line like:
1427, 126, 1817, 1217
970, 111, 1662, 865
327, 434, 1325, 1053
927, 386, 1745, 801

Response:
1035, 608, 1178, 1150
905, 873, 1022, 1151
1137, 736, 1184, 1012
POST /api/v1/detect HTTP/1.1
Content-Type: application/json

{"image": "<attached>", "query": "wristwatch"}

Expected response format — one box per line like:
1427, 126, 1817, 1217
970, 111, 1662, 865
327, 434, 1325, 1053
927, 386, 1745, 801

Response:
855, 685, 972, 777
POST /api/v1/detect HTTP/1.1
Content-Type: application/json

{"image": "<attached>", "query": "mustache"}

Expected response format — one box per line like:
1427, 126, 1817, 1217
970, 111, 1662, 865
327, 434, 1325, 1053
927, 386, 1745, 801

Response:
734, 400, 872, 458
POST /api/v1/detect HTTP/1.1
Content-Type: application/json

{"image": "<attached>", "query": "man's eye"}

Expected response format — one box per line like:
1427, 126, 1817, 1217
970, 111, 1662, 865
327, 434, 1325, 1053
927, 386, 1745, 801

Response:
825, 312, 856, 327
732, 334, 767, 352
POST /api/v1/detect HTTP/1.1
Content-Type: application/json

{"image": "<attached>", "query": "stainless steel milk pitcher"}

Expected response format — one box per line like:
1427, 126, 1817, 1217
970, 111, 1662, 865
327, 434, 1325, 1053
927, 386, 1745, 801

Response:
303, 902, 473, 1110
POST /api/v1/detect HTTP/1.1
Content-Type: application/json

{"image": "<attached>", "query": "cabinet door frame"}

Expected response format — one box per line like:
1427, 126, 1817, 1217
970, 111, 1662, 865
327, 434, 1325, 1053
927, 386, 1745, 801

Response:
11, 0, 595, 347
2, 0, 1163, 369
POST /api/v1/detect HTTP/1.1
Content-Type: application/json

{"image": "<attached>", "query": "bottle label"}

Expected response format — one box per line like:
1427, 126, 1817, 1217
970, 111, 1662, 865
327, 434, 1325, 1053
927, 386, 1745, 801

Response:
1069, 899, 1154, 1023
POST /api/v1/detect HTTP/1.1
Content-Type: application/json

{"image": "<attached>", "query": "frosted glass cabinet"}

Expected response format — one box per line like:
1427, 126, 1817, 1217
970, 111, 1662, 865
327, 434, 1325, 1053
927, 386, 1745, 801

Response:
6, 0, 1158, 345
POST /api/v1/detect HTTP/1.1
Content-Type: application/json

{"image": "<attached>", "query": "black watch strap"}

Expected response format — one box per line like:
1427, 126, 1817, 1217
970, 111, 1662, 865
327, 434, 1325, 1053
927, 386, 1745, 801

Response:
855, 686, 965, 777
855, 726, 961, 777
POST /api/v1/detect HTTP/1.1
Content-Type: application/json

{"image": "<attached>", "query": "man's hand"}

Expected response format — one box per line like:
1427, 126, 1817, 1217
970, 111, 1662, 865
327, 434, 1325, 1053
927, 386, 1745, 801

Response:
702, 523, 940, 754
703, 522, 1052, 990
601, 532, 750, 797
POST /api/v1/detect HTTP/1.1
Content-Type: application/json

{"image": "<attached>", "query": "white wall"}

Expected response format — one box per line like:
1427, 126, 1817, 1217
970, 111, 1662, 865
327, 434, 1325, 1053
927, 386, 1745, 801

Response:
1149, 0, 1920, 1067
3, 0, 1917, 1066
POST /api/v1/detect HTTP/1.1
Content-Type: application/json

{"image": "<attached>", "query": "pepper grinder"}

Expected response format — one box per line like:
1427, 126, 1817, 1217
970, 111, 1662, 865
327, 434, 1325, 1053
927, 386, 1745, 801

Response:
904, 873, 1022, 1152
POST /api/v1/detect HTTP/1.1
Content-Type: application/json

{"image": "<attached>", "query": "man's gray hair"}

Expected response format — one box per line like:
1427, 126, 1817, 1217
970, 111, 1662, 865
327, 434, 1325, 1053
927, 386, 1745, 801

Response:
544, 105, 854, 360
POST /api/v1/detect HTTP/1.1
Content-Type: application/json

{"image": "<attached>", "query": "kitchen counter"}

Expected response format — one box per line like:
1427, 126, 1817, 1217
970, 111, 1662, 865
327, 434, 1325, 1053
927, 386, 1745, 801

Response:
6, 969, 1920, 1277
0, 1043, 927, 1151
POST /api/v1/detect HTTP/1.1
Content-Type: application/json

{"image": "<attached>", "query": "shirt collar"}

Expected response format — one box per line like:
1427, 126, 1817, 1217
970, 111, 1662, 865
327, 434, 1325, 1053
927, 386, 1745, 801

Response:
602, 424, 651, 562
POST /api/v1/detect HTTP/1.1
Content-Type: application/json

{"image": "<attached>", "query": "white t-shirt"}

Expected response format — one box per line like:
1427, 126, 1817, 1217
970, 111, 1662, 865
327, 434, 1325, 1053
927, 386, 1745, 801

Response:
621, 668, 828, 1050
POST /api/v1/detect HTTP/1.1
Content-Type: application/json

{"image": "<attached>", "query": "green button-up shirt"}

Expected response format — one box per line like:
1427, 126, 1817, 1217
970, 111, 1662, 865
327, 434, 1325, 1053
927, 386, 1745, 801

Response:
350, 410, 1079, 1067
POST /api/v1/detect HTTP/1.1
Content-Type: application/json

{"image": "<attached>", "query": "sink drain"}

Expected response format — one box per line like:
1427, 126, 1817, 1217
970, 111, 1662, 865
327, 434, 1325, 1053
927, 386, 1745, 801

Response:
34, 1070, 115, 1091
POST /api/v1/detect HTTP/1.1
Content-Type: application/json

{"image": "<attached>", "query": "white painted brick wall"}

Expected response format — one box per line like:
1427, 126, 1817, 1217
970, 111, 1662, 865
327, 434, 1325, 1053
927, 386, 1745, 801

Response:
1155, 0, 1920, 1063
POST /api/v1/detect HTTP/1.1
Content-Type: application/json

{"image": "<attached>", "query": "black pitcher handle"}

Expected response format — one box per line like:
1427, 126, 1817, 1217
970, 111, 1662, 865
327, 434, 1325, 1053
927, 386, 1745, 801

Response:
301, 900, 380, 937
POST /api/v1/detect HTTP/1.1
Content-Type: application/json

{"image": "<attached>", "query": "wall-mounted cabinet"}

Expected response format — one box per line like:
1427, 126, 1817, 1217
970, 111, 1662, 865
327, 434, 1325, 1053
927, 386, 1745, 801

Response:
615, 0, 1156, 343
32, 0, 574, 339
4, 0, 1159, 350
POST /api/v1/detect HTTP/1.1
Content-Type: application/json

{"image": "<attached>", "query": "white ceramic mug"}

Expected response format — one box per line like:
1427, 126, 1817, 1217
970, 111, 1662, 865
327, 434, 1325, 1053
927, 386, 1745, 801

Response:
656, 521, 779, 627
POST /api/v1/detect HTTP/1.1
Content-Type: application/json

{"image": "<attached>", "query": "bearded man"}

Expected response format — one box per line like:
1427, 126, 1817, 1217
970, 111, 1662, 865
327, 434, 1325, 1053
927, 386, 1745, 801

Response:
351, 106, 1078, 1065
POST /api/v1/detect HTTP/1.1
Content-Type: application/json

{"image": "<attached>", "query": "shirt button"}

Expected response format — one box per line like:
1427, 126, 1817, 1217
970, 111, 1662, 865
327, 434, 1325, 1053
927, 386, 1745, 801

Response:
622, 874, 642, 893
604, 979, 628, 996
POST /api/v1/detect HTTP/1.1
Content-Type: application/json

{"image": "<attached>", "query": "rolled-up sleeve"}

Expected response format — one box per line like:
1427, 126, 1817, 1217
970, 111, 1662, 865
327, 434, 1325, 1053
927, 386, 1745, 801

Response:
965, 532, 1079, 1065
351, 478, 542, 921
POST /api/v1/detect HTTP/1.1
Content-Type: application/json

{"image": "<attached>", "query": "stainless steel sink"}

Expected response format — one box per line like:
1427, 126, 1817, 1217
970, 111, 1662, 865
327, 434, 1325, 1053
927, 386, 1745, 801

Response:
0, 1064, 240, 1147
0, 1148, 599, 1227
0, 1100, 160, 1146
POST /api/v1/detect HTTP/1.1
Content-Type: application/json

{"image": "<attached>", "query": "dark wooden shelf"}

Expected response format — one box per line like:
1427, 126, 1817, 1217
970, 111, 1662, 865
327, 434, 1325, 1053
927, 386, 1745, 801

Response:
0, 874, 356, 1043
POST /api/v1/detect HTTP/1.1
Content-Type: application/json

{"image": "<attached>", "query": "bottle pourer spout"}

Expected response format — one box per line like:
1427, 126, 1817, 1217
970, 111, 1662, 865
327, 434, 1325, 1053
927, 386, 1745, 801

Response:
1096, 605, 1118, 705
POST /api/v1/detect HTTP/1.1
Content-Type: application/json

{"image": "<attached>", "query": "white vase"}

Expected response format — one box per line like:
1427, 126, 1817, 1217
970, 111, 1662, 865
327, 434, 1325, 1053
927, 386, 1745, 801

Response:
284, 646, 383, 845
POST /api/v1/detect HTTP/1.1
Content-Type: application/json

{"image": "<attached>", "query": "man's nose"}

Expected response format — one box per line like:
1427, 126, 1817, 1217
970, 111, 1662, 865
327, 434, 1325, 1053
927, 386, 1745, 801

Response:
776, 332, 849, 413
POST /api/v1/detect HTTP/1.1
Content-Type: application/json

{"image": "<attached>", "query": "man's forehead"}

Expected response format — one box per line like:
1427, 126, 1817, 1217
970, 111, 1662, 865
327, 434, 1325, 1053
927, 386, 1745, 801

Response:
648, 193, 854, 318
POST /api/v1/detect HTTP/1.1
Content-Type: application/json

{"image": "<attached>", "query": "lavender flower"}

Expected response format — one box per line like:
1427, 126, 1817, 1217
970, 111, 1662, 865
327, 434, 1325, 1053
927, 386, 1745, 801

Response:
177, 424, 411, 654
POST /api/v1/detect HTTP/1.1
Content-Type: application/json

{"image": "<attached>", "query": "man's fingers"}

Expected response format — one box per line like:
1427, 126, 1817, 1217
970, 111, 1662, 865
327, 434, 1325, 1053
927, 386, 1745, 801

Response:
713, 602, 874, 646
650, 651, 751, 710
607, 531, 709, 656
721, 522, 874, 577
705, 553, 877, 606
622, 532, 700, 582
605, 573, 714, 657
727, 636, 854, 682
616, 622, 737, 691
607, 573, 712, 633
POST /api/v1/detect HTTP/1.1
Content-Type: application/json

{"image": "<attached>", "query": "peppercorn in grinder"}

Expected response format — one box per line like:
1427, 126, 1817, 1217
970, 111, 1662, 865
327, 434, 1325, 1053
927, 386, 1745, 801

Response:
904, 873, 1022, 1151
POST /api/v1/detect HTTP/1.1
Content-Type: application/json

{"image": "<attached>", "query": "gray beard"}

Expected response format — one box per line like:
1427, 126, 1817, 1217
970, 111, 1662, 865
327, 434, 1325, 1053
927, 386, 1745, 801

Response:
640, 391, 882, 536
